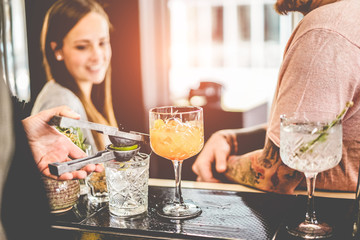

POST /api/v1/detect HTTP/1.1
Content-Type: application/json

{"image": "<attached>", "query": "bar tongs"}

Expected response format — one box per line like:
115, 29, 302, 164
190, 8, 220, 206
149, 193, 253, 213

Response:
47, 116, 147, 176
49, 115, 148, 146
48, 145, 140, 176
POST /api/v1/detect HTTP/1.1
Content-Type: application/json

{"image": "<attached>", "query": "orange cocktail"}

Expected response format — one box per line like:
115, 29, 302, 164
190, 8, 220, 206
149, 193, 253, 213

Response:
150, 118, 204, 161
149, 106, 204, 219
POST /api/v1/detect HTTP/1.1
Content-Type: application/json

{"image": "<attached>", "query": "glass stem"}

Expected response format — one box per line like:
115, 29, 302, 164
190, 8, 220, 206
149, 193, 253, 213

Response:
304, 172, 319, 224
172, 160, 184, 205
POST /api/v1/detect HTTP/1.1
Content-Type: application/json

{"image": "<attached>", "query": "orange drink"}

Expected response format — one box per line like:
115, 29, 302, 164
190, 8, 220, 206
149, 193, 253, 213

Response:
149, 106, 204, 219
150, 118, 204, 161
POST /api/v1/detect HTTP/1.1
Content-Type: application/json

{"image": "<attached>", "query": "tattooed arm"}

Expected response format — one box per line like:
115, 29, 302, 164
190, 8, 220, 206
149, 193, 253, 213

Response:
192, 124, 303, 193
192, 124, 267, 182
225, 138, 303, 194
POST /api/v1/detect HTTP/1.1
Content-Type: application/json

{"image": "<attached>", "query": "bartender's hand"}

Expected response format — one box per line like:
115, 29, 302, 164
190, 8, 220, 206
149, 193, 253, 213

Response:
192, 130, 236, 182
22, 105, 103, 180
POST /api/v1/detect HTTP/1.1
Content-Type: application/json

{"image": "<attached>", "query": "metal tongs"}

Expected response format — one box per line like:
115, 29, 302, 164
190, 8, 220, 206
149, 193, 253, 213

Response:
48, 145, 140, 176
49, 115, 148, 146
47, 115, 148, 176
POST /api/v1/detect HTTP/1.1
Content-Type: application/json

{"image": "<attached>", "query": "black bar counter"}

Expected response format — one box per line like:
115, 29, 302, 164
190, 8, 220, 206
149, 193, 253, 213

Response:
51, 180, 356, 240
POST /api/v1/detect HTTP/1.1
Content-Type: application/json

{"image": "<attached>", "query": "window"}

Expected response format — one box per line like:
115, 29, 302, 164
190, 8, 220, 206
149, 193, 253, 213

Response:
0, 0, 30, 101
139, 0, 297, 113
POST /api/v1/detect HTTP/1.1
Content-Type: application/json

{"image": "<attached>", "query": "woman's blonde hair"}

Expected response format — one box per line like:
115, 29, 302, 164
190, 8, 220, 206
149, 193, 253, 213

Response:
41, 0, 117, 150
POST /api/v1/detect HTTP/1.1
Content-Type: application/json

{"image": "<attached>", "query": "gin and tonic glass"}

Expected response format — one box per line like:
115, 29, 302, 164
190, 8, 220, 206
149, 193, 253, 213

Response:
149, 106, 204, 219
280, 112, 343, 239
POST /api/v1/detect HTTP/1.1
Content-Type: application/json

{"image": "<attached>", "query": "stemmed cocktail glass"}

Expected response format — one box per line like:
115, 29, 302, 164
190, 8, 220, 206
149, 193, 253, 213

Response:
149, 106, 204, 219
280, 111, 343, 239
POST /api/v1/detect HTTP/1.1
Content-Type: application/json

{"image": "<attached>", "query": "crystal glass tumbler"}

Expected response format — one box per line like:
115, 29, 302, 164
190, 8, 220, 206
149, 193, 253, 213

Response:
105, 152, 150, 217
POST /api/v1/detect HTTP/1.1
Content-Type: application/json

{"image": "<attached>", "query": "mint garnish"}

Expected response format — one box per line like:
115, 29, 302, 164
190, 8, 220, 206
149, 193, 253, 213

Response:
295, 101, 353, 156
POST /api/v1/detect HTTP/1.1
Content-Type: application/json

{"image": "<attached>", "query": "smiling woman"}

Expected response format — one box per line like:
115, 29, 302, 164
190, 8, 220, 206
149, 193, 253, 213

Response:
25, 0, 146, 142
51, 12, 112, 88
31, 0, 117, 152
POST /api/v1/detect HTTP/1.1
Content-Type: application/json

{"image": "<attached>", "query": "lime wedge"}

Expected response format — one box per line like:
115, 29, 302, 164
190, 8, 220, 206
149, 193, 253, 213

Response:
109, 144, 138, 151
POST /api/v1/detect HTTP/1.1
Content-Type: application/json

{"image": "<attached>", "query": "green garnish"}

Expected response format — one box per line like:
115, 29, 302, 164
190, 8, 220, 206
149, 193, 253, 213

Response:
109, 144, 138, 151
296, 101, 353, 155
56, 126, 88, 152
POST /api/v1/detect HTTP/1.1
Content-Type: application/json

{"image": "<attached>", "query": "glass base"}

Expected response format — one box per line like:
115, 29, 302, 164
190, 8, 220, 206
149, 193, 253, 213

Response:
286, 221, 333, 239
157, 200, 202, 220
87, 193, 109, 204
